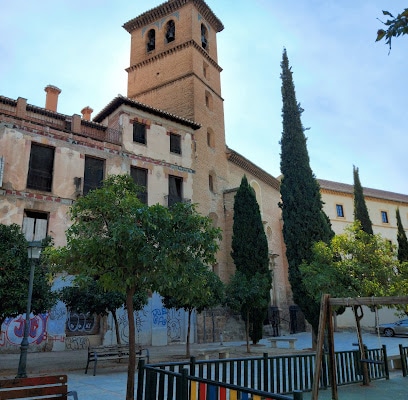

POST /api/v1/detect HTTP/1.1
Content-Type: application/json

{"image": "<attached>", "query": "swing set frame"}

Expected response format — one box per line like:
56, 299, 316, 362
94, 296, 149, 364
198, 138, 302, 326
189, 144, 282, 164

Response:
311, 294, 408, 400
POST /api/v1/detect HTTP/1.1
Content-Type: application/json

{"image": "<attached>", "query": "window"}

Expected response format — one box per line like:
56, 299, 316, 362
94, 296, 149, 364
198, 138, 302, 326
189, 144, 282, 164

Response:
170, 133, 181, 154
209, 174, 214, 192
133, 122, 147, 144
168, 175, 183, 207
203, 62, 209, 79
27, 143, 55, 192
201, 24, 208, 50
381, 211, 389, 223
131, 166, 148, 204
207, 128, 215, 148
205, 90, 213, 110
22, 210, 48, 242
336, 204, 344, 218
147, 29, 155, 52
83, 156, 104, 195
165, 20, 175, 43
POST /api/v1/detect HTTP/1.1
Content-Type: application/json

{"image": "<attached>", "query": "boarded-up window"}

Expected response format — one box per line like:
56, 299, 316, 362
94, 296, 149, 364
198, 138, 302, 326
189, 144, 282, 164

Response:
22, 211, 48, 242
27, 143, 54, 192
83, 156, 104, 195
131, 166, 148, 204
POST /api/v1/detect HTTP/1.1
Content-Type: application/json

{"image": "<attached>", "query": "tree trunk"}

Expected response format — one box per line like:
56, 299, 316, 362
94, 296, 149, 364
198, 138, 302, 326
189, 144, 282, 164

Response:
246, 310, 250, 353
125, 286, 136, 400
111, 309, 121, 345
186, 309, 192, 357
353, 305, 369, 385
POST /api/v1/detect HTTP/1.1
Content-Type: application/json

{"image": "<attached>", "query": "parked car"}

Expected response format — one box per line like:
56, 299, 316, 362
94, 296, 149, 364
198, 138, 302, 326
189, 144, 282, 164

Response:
378, 319, 408, 337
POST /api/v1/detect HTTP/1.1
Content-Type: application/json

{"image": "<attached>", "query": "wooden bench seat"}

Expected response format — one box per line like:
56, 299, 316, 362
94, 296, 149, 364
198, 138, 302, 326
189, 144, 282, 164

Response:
0, 375, 78, 399
85, 344, 149, 376
268, 337, 298, 349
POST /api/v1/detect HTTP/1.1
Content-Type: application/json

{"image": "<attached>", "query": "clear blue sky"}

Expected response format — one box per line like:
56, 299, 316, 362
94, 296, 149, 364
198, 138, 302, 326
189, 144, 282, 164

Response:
1, 1, 407, 194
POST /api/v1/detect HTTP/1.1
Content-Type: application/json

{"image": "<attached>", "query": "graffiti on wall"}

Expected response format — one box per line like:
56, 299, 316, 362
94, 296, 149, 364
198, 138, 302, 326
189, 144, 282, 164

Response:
152, 307, 167, 326
66, 312, 98, 335
0, 313, 48, 347
65, 336, 90, 350
167, 308, 182, 342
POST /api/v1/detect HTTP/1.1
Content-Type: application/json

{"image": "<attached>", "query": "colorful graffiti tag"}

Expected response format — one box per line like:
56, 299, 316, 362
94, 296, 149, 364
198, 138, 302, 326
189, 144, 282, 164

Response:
0, 313, 48, 347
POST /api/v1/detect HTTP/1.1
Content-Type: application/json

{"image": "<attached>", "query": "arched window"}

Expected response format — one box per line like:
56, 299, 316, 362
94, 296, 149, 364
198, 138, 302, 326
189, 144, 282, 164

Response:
166, 20, 175, 43
207, 128, 215, 148
147, 29, 156, 52
201, 24, 208, 50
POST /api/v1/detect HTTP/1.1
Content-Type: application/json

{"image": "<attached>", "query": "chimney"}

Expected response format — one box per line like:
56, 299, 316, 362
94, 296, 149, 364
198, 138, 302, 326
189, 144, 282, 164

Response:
44, 85, 61, 112
81, 106, 93, 121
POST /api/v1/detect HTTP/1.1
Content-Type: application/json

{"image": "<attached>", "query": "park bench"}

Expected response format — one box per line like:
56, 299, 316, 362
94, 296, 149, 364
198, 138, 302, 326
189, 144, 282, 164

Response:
85, 344, 150, 376
268, 337, 298, 349
0, 374, 78, 399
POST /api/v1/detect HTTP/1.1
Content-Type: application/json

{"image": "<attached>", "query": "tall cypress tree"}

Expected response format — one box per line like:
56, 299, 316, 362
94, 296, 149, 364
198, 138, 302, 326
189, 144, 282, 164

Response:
279, 49, 334, 336
231, 175, 271, 343
396, 208, 408, 262
353, 165, 373, 235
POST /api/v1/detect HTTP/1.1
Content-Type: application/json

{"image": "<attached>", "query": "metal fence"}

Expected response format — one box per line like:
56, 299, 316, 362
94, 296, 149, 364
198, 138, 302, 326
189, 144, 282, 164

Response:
136, 346, 388, 399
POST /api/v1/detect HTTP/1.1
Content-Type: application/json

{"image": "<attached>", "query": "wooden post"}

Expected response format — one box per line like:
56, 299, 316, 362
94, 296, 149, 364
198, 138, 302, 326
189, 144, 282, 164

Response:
327, 300, 337, 400
311, 294, 329, 400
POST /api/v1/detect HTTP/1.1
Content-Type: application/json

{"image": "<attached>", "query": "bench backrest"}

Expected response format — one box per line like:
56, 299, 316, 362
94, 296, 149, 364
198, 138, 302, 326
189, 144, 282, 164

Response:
0, 375, 68, 399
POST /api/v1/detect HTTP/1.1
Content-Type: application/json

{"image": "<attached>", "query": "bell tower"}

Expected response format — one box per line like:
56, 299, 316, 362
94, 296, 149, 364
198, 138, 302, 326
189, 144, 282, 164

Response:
123, 0, 230, 280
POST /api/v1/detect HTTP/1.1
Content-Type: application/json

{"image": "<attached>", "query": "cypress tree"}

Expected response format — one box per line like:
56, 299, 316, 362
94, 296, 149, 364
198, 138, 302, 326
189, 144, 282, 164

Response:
231, 175, 271, 343
279, 49, 334, 336
353, 165, 373, 235
396, 208, 408, 262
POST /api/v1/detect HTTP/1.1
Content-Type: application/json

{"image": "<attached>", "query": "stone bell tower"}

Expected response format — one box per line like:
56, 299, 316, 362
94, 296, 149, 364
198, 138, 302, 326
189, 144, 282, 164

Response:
123, 0, 230, 281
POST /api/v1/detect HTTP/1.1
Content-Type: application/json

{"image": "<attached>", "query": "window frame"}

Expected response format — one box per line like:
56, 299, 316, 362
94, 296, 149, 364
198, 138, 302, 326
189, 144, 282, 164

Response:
381, 210, 389, 224
170, 133, 182, 155
336, 204, 344, 218
83, 156, 105, 195
133, 122, 147, 144
168, 175, 183, 207
131, 166, 148, 204
147, 29, 156, 52
26, 143, 55, 192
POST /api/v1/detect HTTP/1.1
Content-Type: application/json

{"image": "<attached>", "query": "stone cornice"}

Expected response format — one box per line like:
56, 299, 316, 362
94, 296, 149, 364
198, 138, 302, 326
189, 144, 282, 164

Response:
126, 40, 222, 73
123, 0, 224, 33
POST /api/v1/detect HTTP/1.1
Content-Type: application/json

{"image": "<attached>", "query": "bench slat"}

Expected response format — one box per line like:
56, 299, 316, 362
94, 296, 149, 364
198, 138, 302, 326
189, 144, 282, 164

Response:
0, 375, 67, 389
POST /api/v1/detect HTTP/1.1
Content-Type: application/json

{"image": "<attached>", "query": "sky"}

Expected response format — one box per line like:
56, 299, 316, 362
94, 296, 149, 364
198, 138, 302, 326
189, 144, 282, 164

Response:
1, 1, 407, 194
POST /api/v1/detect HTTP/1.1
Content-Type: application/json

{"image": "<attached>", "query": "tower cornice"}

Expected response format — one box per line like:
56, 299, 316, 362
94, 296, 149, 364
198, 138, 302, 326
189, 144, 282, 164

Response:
123, 0, 224, 33
126, 39, 222, 73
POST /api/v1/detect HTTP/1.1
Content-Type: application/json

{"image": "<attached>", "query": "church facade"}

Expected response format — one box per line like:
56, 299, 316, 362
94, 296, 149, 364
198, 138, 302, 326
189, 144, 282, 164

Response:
1, 0, 407, 351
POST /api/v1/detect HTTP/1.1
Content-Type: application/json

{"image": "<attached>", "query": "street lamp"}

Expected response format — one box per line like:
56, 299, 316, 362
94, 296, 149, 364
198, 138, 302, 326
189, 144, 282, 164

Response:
16, 240, 43, 378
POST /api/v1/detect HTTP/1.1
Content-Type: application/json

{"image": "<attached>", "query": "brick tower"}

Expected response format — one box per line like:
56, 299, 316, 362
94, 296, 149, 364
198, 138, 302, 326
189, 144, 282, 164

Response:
123, 0, 230, 280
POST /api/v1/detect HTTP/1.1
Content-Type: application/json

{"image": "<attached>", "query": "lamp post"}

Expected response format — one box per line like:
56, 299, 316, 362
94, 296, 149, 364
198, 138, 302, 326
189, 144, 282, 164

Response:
16, 240, 42, 378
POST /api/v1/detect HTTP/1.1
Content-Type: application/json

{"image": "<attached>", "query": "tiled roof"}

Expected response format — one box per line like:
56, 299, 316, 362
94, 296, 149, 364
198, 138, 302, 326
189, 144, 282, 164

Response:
318, 178, 408, 204
123, 0, 224, 33
226, 147, 280, 190
93, 95, 201, 130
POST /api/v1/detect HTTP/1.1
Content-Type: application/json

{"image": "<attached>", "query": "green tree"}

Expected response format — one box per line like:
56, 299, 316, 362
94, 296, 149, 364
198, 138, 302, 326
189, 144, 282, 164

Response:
46, 175, 169, 400
396, 208, 408, 262
155, 202, 223, 357
229, 175, 271, 347
225, 271, 271, 352
353, 166, 373, 235
376, 8, 408, 50
58, 280, 147, 345
300, 221, 403, 368
0, 224, 56, 328
279, 49, 334, 337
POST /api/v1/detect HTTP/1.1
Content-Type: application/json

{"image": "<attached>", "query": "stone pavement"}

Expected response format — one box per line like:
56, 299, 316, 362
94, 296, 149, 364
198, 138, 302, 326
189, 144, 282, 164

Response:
1, 331, 408, 399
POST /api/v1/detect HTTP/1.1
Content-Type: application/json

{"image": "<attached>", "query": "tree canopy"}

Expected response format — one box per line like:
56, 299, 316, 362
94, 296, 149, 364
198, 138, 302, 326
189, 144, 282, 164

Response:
0, 224, 56, 328
228, 175, 271, 348
353, 166, 373, 235
396, 208, 408, 262
279, 48, 334, 337
376, 8, 408, 50
46, 174, 168, 400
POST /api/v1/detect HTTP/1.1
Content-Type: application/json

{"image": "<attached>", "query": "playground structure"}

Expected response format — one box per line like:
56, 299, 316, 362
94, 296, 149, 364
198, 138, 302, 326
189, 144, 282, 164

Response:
312, 294, 408, 400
